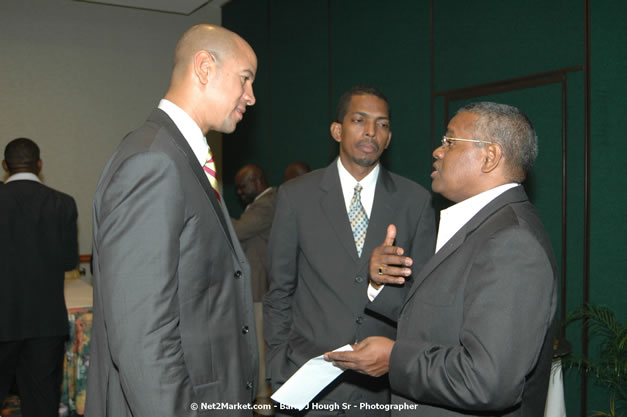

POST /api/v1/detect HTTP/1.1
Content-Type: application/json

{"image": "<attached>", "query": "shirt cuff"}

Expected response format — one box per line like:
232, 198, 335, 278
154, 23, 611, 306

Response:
367, 282, 385, 301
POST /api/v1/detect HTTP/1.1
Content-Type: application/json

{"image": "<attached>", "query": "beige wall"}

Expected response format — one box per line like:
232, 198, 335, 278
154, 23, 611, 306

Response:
0, 0, 223, 265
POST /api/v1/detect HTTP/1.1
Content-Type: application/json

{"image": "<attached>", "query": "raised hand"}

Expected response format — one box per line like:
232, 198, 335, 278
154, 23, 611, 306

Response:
369, 224, 413, 287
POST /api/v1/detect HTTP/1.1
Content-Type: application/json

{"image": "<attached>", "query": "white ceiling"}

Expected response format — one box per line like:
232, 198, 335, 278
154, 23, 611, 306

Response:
74, 0, 228, 15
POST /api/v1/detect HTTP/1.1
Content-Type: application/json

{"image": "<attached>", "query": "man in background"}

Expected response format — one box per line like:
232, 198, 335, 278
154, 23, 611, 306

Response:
327, 102, 557, 417
0, 138, 78, 417
232, 163, 277, 414
86, 24, 260, 416
284, 161, 310, 182
264, 85, 436, 415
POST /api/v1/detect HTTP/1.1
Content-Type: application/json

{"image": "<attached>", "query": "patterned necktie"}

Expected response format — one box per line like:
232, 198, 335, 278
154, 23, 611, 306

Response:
203, 148, 221, 202
348, 184, 368, 257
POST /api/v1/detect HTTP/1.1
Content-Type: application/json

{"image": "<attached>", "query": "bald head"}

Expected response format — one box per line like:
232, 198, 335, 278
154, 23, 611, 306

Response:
172, 24, 246, 81
164, 24, 257, 135
284, 161, 310, 182
235, 163, 268, 206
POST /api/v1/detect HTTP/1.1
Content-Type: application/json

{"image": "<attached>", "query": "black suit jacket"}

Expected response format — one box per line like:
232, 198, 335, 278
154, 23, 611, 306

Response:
264, 160, 436, 411
0, 179, 78, 341
371, 186, 557, 417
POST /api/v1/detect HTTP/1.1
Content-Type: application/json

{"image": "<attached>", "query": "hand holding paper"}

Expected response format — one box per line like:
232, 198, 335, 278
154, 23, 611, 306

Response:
324, 336, 394, 378
270, 344, 353, 411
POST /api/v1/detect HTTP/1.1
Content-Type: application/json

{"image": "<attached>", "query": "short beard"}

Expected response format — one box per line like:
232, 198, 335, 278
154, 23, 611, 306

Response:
351, 156, 378, 167
351, 139, 380, 167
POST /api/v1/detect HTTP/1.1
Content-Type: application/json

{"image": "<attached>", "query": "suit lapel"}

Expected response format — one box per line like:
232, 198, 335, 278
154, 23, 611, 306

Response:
319, 161, 361, 262
149, 109, 234, 249
403, 186, 530, 306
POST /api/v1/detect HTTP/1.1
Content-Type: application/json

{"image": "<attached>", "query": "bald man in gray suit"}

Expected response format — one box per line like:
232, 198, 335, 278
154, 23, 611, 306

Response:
86, 25, 260, 417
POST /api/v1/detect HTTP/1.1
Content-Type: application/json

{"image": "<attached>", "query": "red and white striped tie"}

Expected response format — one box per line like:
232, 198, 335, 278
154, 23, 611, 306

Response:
203, 148, 221, 202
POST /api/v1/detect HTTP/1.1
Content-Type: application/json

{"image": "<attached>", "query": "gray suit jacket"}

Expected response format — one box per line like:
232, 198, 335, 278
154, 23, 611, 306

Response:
86, 109, 258, 417
264, 161, 436, 413
232, 187, 277, 302
372, 186, 557, 417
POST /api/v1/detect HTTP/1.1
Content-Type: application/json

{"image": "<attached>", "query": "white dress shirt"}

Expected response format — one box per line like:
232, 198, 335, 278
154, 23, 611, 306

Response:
158, 99, 209, 166
435, 183, 519, 253
244, 186, 274, 212
5, 172, 41, 183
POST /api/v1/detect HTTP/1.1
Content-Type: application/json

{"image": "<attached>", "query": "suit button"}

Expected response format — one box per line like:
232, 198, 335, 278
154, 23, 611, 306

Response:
356, 316, 364, 325
246, 381, 253, 390
241, 325, 249, 334
354, 276, 364, 283
234, 270, 242, 279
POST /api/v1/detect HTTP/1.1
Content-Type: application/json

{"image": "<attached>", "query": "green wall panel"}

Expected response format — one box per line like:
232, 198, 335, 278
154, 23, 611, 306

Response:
433, 0, 584, 92
588, 1, 627, 413
268, 0, 330, 183
221, 0, 626, 414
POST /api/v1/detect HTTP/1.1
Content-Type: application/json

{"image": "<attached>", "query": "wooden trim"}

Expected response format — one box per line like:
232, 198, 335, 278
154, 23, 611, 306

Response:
79, 254, 92, 264
435, 66, 582, 101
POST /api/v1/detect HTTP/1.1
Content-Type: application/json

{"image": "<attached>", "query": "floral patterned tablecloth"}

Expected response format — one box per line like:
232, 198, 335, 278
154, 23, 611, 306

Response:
60, 306, 92, 416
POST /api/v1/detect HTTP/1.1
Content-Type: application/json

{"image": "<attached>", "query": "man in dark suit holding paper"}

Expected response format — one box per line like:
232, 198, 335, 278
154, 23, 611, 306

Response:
326, 102, 557, 417
86, 24, 260, 416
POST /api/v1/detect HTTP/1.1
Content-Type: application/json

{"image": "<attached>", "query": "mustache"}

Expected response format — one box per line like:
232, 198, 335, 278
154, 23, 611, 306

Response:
356, 138, 380, 151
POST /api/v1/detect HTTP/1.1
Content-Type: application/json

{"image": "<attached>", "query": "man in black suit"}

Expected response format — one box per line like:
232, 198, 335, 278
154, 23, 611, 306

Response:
0, 138, 78, 417
86, 24, 260, 417
327, 102, 557, 417
264, 85, 436, 415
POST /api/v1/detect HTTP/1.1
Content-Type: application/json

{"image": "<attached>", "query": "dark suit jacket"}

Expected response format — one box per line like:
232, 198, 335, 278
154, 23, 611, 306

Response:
264, 161, 436, 411
85, 109, 258, 417
0, 179, 78, 341
372, 186, 557, 417
232, 187, 277, 302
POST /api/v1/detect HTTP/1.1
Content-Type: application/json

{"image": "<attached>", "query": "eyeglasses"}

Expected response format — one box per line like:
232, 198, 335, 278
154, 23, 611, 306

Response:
441, 136, 493, 147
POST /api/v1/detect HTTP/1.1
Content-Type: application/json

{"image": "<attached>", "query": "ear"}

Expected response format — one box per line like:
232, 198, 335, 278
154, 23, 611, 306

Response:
194, 50, 217, 85
1, 160, 7, 173
330, 122, 342, 143
481, 142, 503, 173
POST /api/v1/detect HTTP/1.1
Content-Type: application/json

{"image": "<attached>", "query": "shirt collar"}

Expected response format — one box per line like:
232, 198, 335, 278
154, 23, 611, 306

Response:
337, 158, 380, 217
158, 99, 208, 166
5, 172, 41, 183
435, 183, 520, 253
254, 186, 273, 202
337, 158, 379, 191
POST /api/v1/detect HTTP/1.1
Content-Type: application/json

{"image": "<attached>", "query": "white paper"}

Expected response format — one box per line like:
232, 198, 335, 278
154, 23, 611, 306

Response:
271, 344, 353, 411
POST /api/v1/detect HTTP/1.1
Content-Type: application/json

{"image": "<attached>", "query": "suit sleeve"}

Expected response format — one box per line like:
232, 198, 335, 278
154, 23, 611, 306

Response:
96, 152, 193, 416
389, 227, 555, 410
263, 186, 299, 381
61, 196, 79, 271
368, 192, 436, 322
231, 195, 274, 242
